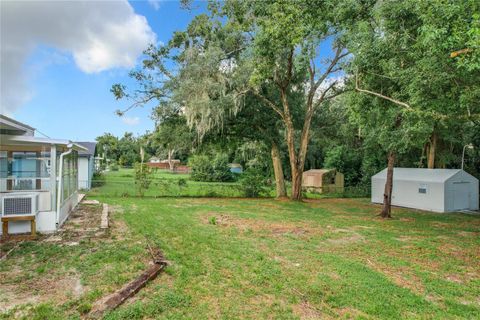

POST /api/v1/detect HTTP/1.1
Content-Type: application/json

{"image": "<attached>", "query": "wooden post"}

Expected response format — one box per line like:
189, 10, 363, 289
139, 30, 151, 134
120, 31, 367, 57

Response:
2, 220, 8, 239
1, 216, 36, 239
31, 219, 36, 237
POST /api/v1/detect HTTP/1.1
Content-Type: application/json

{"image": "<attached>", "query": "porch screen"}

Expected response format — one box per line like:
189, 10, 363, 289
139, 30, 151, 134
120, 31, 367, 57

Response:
0, 150, 50, 191
60, 150, 78, 204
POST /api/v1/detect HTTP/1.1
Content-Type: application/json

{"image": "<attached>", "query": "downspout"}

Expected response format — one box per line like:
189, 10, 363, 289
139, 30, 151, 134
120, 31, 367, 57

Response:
56, 144, 73, 226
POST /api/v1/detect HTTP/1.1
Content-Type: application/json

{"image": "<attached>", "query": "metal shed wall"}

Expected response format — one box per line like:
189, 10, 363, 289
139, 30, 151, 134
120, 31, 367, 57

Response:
444, 171, 479, 212
371, 168, 479, 213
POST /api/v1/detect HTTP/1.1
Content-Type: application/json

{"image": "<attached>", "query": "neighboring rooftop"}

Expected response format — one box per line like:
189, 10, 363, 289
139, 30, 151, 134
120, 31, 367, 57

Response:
0, 114, 35, 136
76, 142, 97, 156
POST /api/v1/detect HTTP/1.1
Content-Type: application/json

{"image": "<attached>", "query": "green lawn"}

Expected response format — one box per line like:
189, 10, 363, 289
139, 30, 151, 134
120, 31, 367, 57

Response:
1, 172, 479, 319
88, 168, 366, 199
88, 169, 247, 198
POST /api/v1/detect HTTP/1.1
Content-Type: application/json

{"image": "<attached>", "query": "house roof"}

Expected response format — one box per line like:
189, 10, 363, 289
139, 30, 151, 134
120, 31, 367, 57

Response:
372, 168, 462, 183
0, 114, 35, 135
0, 134, 87, 151
76, 142, 97, 156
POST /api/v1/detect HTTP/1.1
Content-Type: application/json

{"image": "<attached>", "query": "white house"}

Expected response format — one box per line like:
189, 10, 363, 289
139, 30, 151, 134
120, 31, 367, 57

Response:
0, 115, 87, 235
77, 142, 97, 190
372, 168, 479, 213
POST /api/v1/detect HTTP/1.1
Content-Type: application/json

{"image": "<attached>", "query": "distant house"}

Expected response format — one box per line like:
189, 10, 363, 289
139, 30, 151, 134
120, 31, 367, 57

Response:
148, 159, 181, 170
149, 156, 161, 163
302, 169, 344, 193
371, 168, 479, 212
0, 114, 86, 236
228, 163, 243, 174
76, 142, 97, 190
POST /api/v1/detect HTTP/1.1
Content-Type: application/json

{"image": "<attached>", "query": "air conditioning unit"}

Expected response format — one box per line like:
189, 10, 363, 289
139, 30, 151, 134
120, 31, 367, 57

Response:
1, 193, 39, 217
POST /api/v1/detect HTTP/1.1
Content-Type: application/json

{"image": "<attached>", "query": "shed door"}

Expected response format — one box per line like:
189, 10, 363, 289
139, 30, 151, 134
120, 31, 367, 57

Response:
452, 182, 470, 210
306, 175, 314, 186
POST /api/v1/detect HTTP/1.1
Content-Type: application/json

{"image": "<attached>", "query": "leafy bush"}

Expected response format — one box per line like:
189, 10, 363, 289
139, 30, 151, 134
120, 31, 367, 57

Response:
211, 153, 234, 182
240, 167, 268, 197
134, 163, 154, 197
323, 145, 362, 186
177, 178, 187, 187
189, 154, 234, 182
91, 172, 106, 188
109, 162, 119, 171
189, 155, 212, 181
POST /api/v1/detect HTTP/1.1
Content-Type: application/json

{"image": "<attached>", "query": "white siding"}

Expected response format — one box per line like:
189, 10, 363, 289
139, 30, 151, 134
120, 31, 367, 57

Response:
445, 171, 479, 211
78, 157, 89, 189
372, 176, 444, 212
371, 168, 479, 213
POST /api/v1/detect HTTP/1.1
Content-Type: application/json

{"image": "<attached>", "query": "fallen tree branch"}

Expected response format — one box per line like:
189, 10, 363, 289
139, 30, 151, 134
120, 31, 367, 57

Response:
89, 245, 168, 318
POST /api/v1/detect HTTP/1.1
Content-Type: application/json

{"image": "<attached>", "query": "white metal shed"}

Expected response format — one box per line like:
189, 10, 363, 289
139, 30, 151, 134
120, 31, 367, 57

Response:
371, 168, 479, 213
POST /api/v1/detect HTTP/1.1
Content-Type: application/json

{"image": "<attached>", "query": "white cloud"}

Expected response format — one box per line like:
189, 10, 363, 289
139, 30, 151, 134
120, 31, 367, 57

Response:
148, 0, 162, 11
0, 0, 156, 113
313, 75, 346, 101
122, 116, 140, 126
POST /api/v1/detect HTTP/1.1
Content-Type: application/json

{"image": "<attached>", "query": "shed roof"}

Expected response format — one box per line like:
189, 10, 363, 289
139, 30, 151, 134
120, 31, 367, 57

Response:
372, 168, 462, 183
76, 142, 97, 156
303, 169, 335, 176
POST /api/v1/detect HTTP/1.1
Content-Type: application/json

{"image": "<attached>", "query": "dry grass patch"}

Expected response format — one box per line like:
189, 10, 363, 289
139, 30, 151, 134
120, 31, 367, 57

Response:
365, 260, 426, 294
0, 269, 84, 313
200, 213, 320, 238
291, 300, 326, 320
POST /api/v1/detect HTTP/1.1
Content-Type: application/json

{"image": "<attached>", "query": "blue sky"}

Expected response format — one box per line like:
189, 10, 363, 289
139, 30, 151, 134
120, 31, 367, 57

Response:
2, 1, 338, 143
5, 1, 208, 142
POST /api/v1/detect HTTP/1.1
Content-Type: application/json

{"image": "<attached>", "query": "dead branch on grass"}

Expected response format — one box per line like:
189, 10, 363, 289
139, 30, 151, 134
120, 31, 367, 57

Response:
89, 245, 168, 318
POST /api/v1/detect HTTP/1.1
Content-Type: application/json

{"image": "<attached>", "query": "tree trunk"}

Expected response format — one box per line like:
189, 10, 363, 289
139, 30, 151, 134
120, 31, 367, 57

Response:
419, 143, 427, 168
281, 88, 315, 201
280, 89, 302, 201
271, 142, 287, 198
167, 149, 175, 171
380, 151, 396, 218
290, 168, 303, 200
427, 132, 437, 169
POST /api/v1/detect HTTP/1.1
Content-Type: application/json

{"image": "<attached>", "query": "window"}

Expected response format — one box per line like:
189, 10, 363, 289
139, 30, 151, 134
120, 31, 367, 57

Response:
418, 184, 428, 194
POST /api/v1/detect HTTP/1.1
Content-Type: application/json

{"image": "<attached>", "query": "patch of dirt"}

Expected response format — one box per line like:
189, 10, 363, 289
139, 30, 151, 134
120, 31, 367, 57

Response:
336, 307, 371, 319
43, 203, 107, 245
106, 205, 131, 241
457, 231, 479, 237
431, 222, 451, 228
399, 217, 415, 222
292, 301, 325, 320
458, 297, 480, 307
365, 260, 426, 295
0, 270, 85, 313
394, 235, 424, 242
326, 232, 364, 245
200, 214, 320, 238
445, 274, 464, 283
320, 228, 366, 246
438, 243, 480, 268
